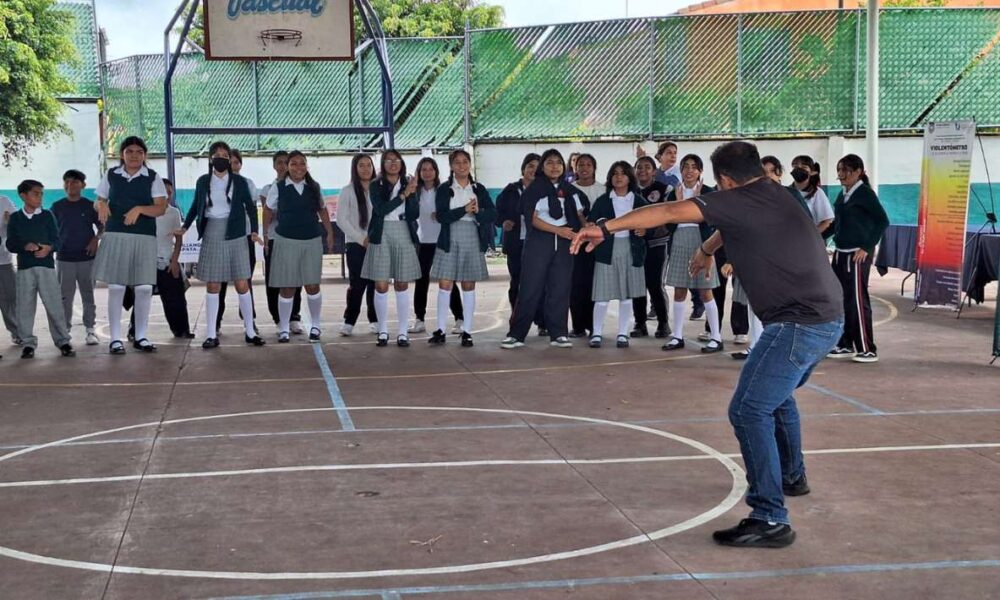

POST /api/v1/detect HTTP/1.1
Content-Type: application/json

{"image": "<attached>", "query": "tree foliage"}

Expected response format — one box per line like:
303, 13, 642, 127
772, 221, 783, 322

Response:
182, 0, 505, 47
0, 0, 77, 166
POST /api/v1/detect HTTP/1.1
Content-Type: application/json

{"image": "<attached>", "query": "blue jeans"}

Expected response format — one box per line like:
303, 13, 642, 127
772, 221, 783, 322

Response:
728, 318, 844, 525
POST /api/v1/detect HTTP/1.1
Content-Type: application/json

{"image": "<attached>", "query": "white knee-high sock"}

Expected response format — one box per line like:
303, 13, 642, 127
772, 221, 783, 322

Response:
205, 292, 220, 338
672, 301, 686, 340
133, 285, 153, 341
591, 301, 609, 337
618, 299, 633, 337
395, 289, 411, 337
107, 284, 126, 342
461, 289, 476, 333
238, 292, 255, 337
374, 291, 389, 335
436, 289, 451, 333
307, 292, 322, 333
704, 298, 721, 342
278, 296, 293, 333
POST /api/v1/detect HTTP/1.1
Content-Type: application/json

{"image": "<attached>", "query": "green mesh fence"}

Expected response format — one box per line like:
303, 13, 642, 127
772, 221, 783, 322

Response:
96, 9, 1000, 155
57, 0, 100, 98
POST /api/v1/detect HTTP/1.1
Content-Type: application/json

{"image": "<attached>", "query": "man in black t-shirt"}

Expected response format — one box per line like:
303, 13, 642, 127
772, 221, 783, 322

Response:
572, 141, 844, 549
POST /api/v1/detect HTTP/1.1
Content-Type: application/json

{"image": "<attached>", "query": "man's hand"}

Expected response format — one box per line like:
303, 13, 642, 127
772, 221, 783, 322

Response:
85, 237, 99, 257
853, 249, 869, 263
168, 259, 181, 279
502, 220, 515, 232
96, 201, 110, 225
570, 224, 605, 254
688, 247, 714, 280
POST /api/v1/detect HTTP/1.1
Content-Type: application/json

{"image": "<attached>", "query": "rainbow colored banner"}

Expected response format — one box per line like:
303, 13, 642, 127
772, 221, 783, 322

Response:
915, 120, 975, 307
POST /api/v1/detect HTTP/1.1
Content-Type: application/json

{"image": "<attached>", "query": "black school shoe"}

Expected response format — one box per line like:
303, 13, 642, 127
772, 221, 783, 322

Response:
376, 333, 389, 347
202, 337, 220, 350
701, 339, 724, 354
175, 332, 196, 339
245, 335, 266, 346
662, 337, 685, 351
713, 518, 796, 548
783, 475, 811, 497
133, 338, 157, 352
616, 335, 629, 348
428, 330, 446, 345
396, 335, 410, 348
21, 347, 34, 359
630, 325, 649, 338
461, 332, 474, 347
654, 323, 670, 339
59, 344, 75, 357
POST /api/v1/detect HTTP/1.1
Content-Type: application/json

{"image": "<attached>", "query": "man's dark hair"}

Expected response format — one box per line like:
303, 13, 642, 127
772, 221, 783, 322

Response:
710, 141, 765, 184
17, 180, 43, 195
62, 169, 86, 183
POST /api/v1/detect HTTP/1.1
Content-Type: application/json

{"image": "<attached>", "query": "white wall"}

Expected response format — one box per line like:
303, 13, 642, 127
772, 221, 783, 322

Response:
0, 102, 102, 191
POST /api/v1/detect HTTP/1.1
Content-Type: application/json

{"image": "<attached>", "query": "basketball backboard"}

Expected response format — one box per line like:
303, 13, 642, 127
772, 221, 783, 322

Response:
203, 0, 355, 61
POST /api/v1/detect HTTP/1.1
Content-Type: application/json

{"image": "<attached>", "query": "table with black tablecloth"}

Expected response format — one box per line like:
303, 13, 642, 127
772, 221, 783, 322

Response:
874, 224, 1000, 303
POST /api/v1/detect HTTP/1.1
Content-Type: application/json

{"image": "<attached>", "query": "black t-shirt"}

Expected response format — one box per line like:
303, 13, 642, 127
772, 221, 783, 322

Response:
694, 178, 843, 325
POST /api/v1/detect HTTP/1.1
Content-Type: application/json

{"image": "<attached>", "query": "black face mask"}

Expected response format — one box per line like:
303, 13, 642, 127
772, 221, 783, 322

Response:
790, 168, 810, 183
212, 157, 232, 173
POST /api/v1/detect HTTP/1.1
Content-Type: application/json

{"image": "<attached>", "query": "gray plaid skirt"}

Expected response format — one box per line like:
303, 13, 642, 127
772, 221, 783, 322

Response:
665, 227, 719, 289
196, 218, 251, 283
94, 232, 157, 286
361, 220, 421, 282
270, 233, 323, 287
592, 238, 645, 302
732, 275, 748, 304
430, 220, 488, 282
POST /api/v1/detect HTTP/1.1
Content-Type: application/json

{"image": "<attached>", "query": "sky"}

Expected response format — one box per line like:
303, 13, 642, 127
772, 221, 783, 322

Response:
96, 0, 694, 60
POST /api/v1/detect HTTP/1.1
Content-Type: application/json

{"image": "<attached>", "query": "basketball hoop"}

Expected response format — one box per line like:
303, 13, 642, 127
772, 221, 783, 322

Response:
259, 28, 303, 48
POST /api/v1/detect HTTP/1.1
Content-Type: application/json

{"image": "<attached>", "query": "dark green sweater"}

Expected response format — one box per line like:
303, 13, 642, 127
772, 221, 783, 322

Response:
5, 209, 60, 270
832, 184, 890, 254
183, 173, 259, 240
434, 181, 497, 253
588, 192, 647, 266
367, 178, 419, 244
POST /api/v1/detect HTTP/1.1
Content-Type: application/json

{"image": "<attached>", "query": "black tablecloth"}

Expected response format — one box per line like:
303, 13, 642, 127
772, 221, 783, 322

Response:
875, 224, 1000, 303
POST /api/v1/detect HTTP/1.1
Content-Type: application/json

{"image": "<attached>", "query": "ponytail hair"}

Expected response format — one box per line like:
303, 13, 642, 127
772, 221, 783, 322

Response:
447, 149, 475, 187
837, 154, 870, 186
350, 153, 375, 228
288, 150, 323, 209
792, 155, 822, 198
207, 140, 234, 207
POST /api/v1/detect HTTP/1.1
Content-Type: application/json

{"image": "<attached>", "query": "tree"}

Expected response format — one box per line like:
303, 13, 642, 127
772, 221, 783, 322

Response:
0, 0, 77, 166
182, 0, 504, 47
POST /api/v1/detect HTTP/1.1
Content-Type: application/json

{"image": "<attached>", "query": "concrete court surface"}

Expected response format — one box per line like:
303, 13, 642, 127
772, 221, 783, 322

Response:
0, 261, 997, 600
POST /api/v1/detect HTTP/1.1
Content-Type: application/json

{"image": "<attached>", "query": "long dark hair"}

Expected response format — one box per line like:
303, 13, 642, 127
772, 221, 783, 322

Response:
837, 154, 870, 186
378, 150, 407, 188
415, 157, 441, 190
792, 154, 822, 198
605, 160, 638, 194
118, 136, 148, 167
207, 140, 234, 207
288, 150, 323, 209
351, 153, 375, 228
537, 148, 566, 183
446, 149, 476, 187
634, 156, 657, 187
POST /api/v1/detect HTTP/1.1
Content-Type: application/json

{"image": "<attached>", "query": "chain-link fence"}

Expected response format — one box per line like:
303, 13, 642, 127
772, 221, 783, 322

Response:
96, 8, 1000, 155
57, 0, 101, 99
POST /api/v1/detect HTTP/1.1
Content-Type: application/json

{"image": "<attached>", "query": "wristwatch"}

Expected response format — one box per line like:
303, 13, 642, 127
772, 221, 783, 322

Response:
596, 218, 611, 240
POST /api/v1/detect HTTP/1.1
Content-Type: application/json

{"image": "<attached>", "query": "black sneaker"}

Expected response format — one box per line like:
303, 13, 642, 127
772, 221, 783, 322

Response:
428, 330, 446, 345
568, 329, 587, 338
630, 325, 649, 338
245, 335, 266, 347
59, 344, 75, 357
537, 327, 549, 337
202, 337, 220, 349
783, 475, 810, 497
712, 518, 796, 548
654, 323, 671, 339
175, 332, 196, 339
690, 305, 706, 321
21, 347, 34, 359
461, 332, 474, 347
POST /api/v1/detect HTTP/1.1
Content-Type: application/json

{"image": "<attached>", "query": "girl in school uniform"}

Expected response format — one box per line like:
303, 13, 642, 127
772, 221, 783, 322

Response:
828, 154, 889, 363
570, 153, 601, 337
94, 136, 168, 354
587, 161, 647, 349
179, 141, 264, 349
411, 157, 463, 335
495, 153, 541, 316
263, 150, 335, 343
334, 153, 379, 337
501, 149, 588, 349
790, 155, 835, 235
428, 150, 496, 347
661, 154, 723, 354
632, 156, 671, 339
362, 150, 422, 348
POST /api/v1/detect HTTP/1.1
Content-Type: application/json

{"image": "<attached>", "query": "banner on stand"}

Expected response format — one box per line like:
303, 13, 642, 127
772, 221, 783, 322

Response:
915, 120, 976, 307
